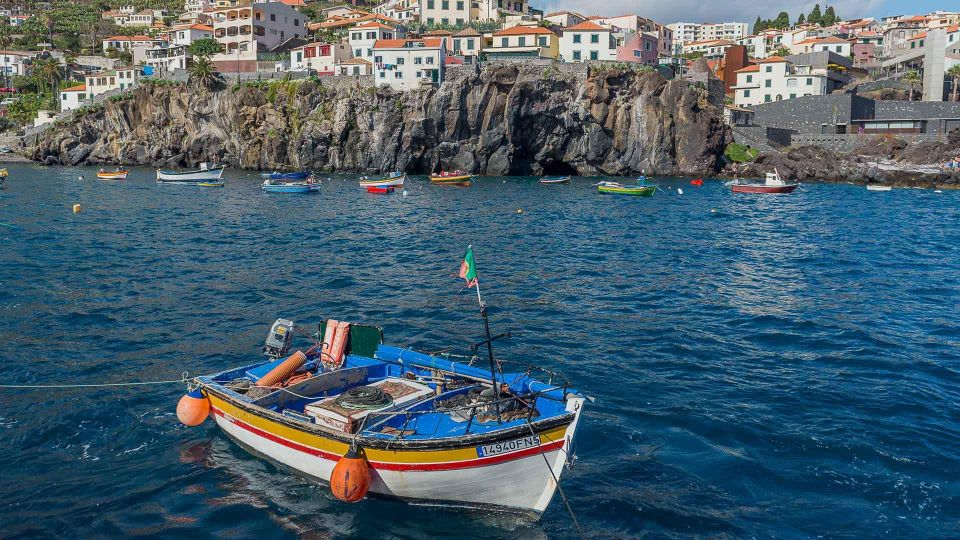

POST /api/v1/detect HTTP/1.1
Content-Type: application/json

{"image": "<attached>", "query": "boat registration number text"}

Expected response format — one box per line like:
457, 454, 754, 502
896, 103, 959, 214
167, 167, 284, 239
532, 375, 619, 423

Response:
476, 435, 541, 458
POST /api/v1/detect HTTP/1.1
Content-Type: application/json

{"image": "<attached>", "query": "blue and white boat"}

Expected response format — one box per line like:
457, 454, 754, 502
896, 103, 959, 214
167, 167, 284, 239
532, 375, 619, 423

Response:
262, 177, 321, 193
261, 170, 311, 181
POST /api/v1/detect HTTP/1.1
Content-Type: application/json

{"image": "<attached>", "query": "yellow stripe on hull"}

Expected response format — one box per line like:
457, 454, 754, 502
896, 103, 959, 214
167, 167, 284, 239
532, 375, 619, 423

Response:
430, 175, 472, 183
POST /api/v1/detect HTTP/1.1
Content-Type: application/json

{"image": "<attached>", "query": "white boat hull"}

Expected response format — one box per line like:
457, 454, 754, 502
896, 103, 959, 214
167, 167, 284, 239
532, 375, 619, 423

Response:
210, 396, 584, 515
156, 167, 224, 182
359, 175, 406, 188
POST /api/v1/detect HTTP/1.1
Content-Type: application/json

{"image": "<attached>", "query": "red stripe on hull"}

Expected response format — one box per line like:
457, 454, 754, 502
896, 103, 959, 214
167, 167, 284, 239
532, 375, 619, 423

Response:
210, 406, 565, 471
731, 184, 799, 194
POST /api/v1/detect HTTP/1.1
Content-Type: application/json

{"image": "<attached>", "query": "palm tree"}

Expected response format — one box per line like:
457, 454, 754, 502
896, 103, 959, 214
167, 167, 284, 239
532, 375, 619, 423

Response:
36, 58, 62, 95
188, 56, 221, 90
902, 70, 922, 101
947, 65, 960, 102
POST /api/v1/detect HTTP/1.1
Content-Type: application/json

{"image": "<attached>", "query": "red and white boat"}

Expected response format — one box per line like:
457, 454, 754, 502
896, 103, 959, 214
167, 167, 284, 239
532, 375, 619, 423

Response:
731, 170, 799, 194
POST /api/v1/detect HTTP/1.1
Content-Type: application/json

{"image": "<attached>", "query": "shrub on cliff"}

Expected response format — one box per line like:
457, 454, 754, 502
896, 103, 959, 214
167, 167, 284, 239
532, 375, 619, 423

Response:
724, 143, 760, 163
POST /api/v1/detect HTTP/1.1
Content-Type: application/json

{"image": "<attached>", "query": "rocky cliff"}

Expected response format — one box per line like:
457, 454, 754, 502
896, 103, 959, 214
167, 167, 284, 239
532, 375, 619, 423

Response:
31, 64, 730, 176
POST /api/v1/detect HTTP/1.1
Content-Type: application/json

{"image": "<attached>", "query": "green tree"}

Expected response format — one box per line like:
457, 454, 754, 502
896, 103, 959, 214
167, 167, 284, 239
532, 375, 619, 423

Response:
188, 56, 221, 89
903, 70, 922, 101
188, 37, 222, 58
754, 16, 764, 33
33, 58, 63, 95
774, 11, 790, 29
808, 4, 822, 26
772, 46, 791, 57
823, 6, 837, 26
947, 65, 960, 101
0, 20, 13, 88
796, 13, 805, 25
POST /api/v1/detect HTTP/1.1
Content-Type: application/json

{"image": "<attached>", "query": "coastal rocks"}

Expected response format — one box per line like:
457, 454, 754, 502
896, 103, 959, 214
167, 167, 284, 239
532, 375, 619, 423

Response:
30, 65, 730, 176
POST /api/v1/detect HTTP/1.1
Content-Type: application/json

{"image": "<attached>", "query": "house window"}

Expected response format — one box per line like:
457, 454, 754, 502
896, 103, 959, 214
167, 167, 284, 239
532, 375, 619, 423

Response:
572, 50, 581, 60
379, 70, 386, 77
366, 32, 375, 39
764, 80, 771, 87
645, 41, 651, 51
518, 36, 525, 46
590, 33, 599, 43
789, 93, 796, 98
501, 37, 508, 47
573, 34, 581, 44
786, 78, 797, 87
375, 56, 382, 63
441, 0, 448, 8
466, 38, 474, 49
806, 78, 813, 85
397, 57, 404, 64
457, 0, 463, 8
776, 94, 782, 101
270, 13, 275, 21
395, 71, 402, 78
746, 74, 752, 83
456, 18, 463, 24
764, 94, 771, 102
426, 56, 433, 64
415, 56, 422, 64
744, 89, 750, 97
765, 65, 772, 72
427, 0, 434, 7
355, 48, 361, 56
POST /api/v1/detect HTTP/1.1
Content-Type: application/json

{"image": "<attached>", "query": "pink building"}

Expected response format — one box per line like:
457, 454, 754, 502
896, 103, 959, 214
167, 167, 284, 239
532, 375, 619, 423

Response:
616, 32, 658, 65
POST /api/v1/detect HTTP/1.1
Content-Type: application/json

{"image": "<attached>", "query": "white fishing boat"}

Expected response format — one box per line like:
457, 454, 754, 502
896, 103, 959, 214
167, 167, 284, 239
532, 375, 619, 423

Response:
866, 184, 892, 192
156, 162, 225, 184
359, 172, 406, 188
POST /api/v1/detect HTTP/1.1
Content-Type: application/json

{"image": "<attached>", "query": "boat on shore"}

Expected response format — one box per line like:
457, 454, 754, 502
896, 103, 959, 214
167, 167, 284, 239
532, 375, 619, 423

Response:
539, 176, 570, 184
597, 179, 657, 196
262, 177, 320, 193
261, 171, 311, 181
730, 170, 798, 194
866, 184, 892, 192
97, 168, 129, 180
176, 318, 584, 518
157, 163, 225, 184
359, 172, 405, 188
430, 170, 472, 184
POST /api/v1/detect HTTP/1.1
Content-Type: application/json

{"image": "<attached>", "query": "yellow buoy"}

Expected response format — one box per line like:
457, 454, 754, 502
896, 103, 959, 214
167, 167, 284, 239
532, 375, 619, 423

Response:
330, 445, 372, 503
176, 388, 210, 426
72, 204, 81, 213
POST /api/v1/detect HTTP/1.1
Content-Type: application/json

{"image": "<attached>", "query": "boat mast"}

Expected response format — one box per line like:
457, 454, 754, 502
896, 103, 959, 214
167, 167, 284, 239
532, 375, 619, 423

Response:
473, 275, 500, 399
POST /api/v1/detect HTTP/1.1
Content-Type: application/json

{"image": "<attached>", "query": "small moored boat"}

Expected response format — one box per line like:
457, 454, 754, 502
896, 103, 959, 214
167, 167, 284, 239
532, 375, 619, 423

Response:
198, 181, 225, 188
157, 163, 225, 184
261, 170, 311, 180
359, 172, 406, 188
176, 317, 584, 517
539, 176, 570, 184
866, 184, 892, 192
97, 168, 129, 180
597, 179, 657, 196
730, 170, 798, 194
430, 170, 472, 184
365, 185, 395, 194
262, 177, 321, 193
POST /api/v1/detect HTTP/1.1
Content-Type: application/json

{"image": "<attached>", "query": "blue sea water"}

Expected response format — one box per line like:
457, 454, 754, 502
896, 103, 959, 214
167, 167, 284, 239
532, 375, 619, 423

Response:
0, 165, 959, 539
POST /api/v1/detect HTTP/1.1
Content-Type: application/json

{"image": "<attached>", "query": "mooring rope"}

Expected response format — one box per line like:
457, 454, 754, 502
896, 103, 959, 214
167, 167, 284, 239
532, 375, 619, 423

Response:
0, 372, 196, 389
525, 417, 584, 540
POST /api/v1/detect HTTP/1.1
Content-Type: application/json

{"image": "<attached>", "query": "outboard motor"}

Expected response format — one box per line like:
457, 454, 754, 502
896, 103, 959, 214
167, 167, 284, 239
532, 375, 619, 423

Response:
264, 318, 295, 359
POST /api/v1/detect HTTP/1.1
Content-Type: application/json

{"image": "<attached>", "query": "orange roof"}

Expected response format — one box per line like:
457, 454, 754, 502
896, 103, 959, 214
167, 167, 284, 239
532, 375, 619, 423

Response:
424, 29, 453, 35
564, 21, 608, 32
339, 57, 372, 65
684, 38, 734, 47
899, 15, 927, 23
757, 56, 788, 63
493, 25, 556, 37
311, 13, 400, 30
187, 23, 213, 31
373, 38, 443, 49
735, 64, 759, 73
62, 83, 86, 92
356, 21, 396, 30
276, 0, 305, 5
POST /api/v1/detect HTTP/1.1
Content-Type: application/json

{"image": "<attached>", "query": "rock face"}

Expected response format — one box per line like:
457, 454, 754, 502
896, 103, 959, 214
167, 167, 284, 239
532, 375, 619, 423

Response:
32, 64, 730, 176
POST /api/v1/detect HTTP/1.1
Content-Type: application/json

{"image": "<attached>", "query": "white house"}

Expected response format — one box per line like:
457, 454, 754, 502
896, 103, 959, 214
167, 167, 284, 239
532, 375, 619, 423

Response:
209, 2, 307, 72
119, 9, 157, 27
336, 57, 373, 75
791, 35, 851, 56
543, 11, 586, 28
349, 21, 403, 62
289, 41, 350, 74
102, 35, 163, 52
373, 38, 446, 91
0, 50, 30, 77
184, 0, 210, 13
59, 83, 87, 111
559, 21, 616, 62
682, 38, 735, 59
451, 27, 481, 57
170, 23, 215, 46
732, 56, 828, 107
134, 43, 188, 73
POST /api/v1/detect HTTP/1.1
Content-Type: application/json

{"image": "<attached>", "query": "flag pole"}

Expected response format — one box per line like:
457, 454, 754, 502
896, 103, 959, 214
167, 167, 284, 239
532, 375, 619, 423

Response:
469, 248, 500, 400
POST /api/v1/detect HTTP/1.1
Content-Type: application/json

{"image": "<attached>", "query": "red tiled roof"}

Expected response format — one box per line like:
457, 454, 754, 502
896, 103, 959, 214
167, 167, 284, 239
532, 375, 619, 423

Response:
735, 65, 759, 73
356, 21, 396, 30
373, 38, 443, 49
757, 56, 788, 63
564, 21, 608, 32
62, 83, 86, 92
493, 25, 556, 37
104, 35, 155, 41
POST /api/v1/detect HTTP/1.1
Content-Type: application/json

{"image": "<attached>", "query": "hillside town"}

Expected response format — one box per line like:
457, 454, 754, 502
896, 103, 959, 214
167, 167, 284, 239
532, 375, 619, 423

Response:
0, 0, 958, 155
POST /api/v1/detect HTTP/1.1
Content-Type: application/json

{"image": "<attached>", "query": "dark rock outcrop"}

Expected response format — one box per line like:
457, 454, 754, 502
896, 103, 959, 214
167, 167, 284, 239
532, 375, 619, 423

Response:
31, 64, 730, 176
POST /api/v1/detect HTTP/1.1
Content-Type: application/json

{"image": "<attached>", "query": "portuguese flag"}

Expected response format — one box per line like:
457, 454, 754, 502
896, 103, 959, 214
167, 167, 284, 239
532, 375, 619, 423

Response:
459, 245, 478, 288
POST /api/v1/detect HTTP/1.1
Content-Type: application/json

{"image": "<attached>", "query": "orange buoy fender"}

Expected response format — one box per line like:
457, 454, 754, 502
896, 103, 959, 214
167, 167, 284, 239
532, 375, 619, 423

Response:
256, 350, 307, 387
330, 446, 371, 503
177, 387, 210, 426
691, 179, 704, 186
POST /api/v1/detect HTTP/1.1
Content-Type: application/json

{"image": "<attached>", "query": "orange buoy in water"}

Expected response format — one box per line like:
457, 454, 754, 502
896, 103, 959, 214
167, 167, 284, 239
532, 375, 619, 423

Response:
330, 445, 371, 503
177, 388, 210, 426
691, 179, 704, 186
256, 350, 307, 387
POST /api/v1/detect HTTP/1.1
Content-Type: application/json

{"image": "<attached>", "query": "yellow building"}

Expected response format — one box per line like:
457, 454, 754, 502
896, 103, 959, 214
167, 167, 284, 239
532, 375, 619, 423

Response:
484, 25, 558, 59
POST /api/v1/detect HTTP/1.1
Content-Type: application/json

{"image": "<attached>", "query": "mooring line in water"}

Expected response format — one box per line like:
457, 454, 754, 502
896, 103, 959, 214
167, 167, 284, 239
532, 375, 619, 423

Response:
525, 418, 584, 540
0, 372, 196, 389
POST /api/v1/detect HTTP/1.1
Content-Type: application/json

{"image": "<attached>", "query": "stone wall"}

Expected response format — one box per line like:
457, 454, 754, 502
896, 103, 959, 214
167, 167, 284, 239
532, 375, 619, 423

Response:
748, 94, 863, 134
792, 132, 948, 153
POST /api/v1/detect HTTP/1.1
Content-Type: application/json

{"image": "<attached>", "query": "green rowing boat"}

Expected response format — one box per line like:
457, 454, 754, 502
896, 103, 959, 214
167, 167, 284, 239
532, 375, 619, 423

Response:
597, 182, 657, 196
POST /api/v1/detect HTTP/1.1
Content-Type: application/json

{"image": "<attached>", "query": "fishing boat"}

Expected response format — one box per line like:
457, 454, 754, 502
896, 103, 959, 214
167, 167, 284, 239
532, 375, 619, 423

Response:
262, 177, 321, 193
730, 170, 798, 194
198, 181, 225, 188
866, 184, 892, 192
430, 170, 472, 184
261, 170, 311, 181
0, 168, 8, 178
359, 172, 406, 188
96, 168, 129, 180
176, 317, 584, 517
365, 185, 395, 194
539, 176, 570, 184
597, 180, 657, 196
156, 163, 225, 184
